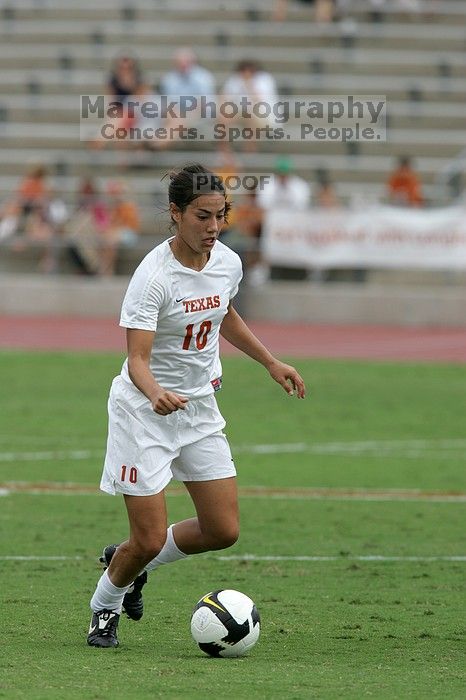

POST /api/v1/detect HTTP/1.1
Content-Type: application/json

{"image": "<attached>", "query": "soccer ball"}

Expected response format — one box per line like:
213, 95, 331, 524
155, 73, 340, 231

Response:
190, 589, 260, 657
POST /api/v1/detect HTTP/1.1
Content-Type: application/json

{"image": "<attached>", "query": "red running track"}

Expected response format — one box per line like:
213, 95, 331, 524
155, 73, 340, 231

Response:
1, 316, 466, 362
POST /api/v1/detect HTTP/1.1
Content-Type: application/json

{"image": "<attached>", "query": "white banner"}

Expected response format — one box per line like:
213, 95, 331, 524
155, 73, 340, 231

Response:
262, 205, 466, 270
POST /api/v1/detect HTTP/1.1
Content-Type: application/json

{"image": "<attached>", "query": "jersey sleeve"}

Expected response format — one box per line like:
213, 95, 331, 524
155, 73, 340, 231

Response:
119, 267, 165, 331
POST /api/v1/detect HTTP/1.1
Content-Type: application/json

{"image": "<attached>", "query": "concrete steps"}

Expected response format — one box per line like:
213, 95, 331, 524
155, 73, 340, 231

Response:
1, 272, 464, 326
0, 0, 464, 211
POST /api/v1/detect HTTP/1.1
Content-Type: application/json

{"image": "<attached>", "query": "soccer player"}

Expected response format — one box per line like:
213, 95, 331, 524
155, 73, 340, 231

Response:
87, 163, 306, 647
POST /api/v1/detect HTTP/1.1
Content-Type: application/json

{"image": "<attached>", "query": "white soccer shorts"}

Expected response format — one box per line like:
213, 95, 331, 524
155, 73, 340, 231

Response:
100, 376, 236, 496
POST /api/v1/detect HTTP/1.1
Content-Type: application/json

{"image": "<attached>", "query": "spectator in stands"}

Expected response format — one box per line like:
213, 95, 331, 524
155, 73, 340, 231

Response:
93, 53, 150, 153
229, 187, 265, 288
257, 156, 311, 211
107, 53, 149, 101
387, 155, 424, 207
159, 47, 215, 96
99, 180, 141, 276
17, 163, 50, 221
315, 169, 340, 208
221, 59, 278, 152
222, 59, 277, 105
216, 152, 263, 265
157, 48, 215, 149
0, 164, 59, 272
0, 163, 49, 243
66, 177, 110, 275
242, 156, 311, 286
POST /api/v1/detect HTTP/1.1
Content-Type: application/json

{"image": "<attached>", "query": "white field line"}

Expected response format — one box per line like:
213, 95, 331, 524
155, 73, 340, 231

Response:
216, 555, 466, 562
0, 556, 83, 561
0, 449, 99, 462
0, 554, 464, 563
0, 438, 465, 462
1, 481, 466, 502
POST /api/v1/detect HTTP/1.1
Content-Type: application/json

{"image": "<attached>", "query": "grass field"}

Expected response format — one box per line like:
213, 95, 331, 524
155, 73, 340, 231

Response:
0, 351, 465, 699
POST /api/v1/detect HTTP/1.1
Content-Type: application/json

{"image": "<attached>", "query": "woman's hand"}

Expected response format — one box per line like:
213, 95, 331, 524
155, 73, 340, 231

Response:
267, 359, 306, 398
150, 388, 188, 416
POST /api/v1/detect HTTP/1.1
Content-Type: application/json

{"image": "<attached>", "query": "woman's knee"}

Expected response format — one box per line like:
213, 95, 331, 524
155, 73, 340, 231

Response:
205, 523, 239, 551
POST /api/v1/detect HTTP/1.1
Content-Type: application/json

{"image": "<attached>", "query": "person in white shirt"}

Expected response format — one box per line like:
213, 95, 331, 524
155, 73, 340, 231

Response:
258, 156, 311, 212
222, 59, 278, 105
220, 60, 278, 152
247, 157, 311, 286
88, 163, 306, 648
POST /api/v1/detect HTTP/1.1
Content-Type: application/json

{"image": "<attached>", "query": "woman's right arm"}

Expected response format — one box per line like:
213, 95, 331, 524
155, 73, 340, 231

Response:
126, 328, 188, 415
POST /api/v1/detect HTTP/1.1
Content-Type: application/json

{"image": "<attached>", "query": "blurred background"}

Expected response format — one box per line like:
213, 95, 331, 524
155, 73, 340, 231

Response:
0, 0, 465, 326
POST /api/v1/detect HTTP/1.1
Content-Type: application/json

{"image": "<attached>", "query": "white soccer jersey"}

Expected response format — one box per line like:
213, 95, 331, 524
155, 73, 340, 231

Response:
119, 237, 243, 399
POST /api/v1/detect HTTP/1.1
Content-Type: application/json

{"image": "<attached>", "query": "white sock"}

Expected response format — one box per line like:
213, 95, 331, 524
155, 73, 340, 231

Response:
145, 525, 187, 572
90, 569, 130, 614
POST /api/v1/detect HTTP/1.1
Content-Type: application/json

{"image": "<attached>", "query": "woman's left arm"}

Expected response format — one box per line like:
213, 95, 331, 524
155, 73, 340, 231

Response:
220, 304, 306, 398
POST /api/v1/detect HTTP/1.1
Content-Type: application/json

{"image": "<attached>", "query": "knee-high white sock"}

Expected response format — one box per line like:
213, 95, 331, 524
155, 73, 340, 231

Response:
145, 525, 187, 572
90, 569, 129, 614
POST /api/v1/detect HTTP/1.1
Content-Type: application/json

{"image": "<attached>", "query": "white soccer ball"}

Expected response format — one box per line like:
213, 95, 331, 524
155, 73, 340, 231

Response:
190, 589, 261, 657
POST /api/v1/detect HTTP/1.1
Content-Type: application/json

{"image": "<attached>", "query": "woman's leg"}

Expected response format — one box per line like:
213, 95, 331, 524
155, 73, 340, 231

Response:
176, 476, 239, 553
88, 491, 168, 646
107, 491, 168, 586
144, 477, 238, 574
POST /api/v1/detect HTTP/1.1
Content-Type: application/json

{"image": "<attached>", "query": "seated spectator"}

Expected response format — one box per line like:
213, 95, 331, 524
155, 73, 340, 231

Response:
107, 53, 148, 100
222, 59, 277, 105
0, 164, 57, 272
250, 157, 311, 284
315, 170, 340, 208
99, 181, 141, 275
158, 48, 215, 148
227, 187, 265, 287
17, 163, 50, 221
222, 60, 278, 152
257, 156, 311, 211
66, 177, 110, 275
387, 155, 424, 207
68, 177, 140, 276
159, 47, 215, 97
92, 53, 150, 151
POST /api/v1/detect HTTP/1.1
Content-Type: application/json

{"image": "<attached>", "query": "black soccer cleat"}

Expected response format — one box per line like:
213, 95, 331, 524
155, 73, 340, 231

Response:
100, 543, 148, 621
87, 609, 120, 648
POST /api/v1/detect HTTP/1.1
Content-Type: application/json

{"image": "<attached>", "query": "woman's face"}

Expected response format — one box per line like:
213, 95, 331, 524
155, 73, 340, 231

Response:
171, 193, 226, 254
118, 56, 135, 72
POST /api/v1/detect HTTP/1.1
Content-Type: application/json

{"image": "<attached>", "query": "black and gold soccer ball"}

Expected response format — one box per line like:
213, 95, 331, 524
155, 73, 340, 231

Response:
191, 589, 260, 657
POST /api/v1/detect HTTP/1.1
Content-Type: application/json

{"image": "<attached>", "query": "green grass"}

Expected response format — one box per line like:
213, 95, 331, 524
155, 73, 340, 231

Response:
0, 351, 465, 699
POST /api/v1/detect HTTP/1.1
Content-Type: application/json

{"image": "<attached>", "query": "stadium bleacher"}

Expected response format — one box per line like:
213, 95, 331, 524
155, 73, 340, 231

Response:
0, 0, 465, 319
0, 0, 465, 211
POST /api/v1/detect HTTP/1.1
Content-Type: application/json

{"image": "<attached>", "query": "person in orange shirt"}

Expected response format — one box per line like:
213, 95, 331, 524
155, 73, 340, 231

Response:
99, 181, 141, 275
10, 164, 57, 272
387, 155, 424, 207
17, 164, 49, 213
1, 164, 49, 243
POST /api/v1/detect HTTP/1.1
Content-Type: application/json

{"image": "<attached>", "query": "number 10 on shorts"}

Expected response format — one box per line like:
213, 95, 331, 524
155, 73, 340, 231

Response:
121, 465, 138, 483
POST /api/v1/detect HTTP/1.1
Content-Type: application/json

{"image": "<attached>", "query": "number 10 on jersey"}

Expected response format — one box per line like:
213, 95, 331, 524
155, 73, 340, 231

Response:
182, 320, 212, 350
